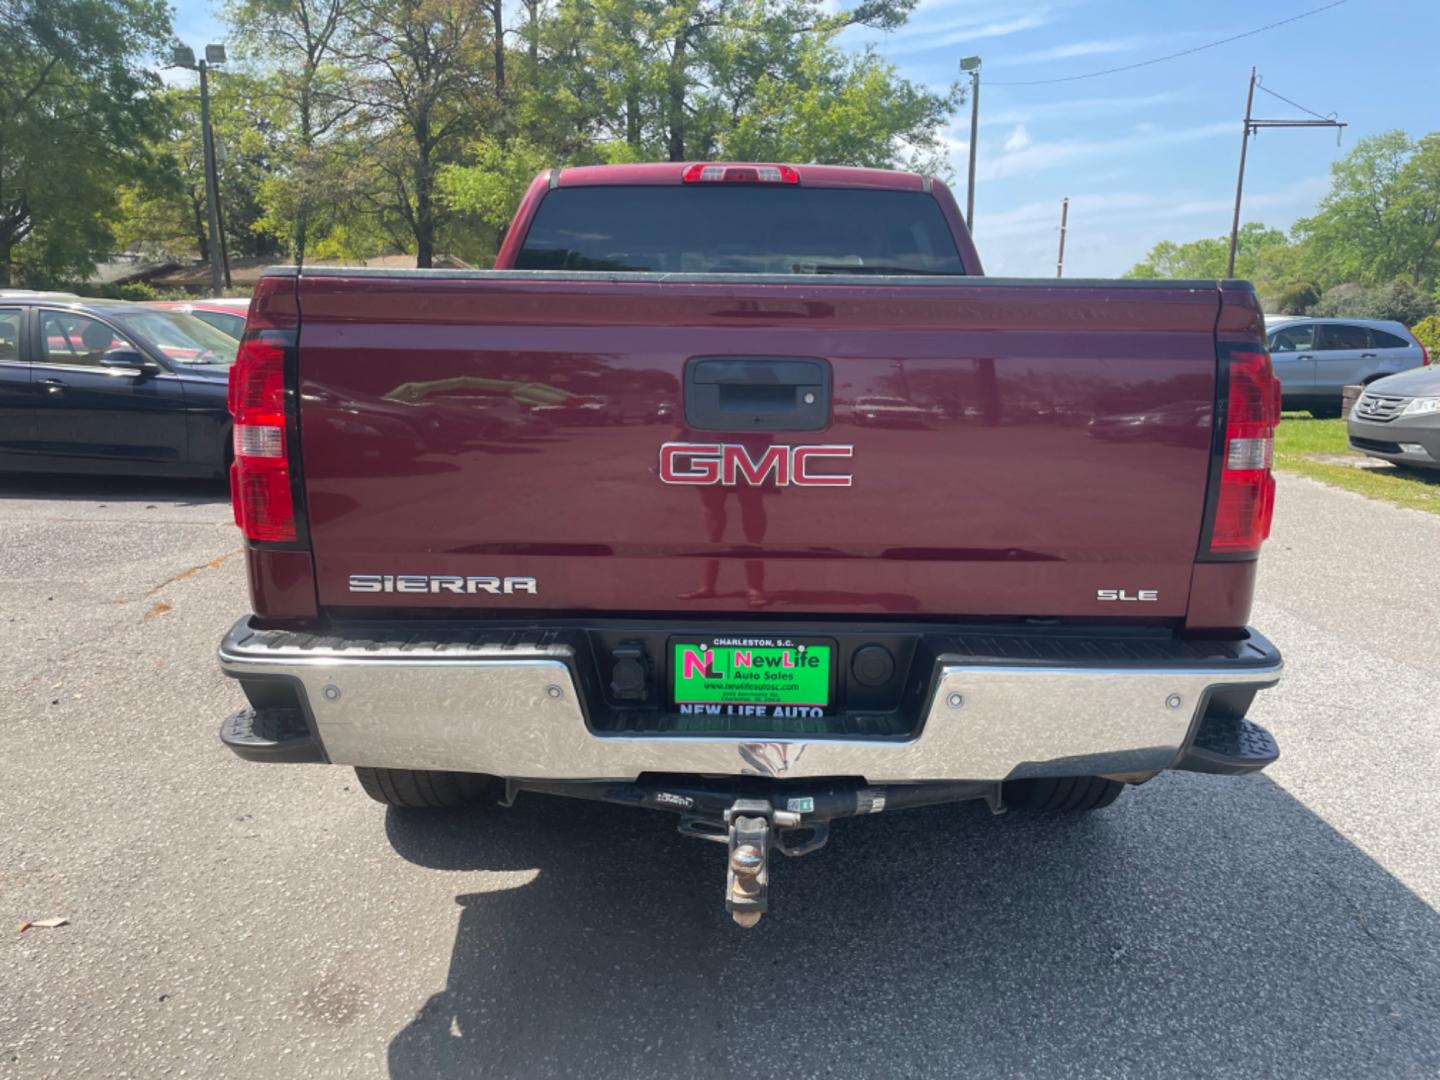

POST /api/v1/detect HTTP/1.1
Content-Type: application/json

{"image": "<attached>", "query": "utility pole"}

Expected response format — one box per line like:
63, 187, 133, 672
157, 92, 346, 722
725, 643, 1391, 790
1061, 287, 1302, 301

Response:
1056, 197, 1069, 278
1227, 66, 1345, 277
961, 56, 981, 232
172, 44, 228, 297
1226, 69, 1258, 280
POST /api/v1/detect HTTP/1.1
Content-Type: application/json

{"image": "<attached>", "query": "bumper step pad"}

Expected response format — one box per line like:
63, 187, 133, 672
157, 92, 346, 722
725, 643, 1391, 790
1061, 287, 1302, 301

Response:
1177, 715, 1279, 776
220, 707, 324, 764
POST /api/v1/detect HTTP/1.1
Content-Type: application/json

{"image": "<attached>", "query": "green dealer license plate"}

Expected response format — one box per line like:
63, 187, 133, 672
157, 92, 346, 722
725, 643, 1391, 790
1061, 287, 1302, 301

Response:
672, 637, 834, 718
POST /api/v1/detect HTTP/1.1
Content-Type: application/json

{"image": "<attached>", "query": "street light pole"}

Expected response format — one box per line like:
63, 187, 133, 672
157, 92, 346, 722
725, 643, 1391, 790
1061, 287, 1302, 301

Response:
198, 60, 224, 297
173, 44, 228, 297
208, 117, 233, 288
961, 56, 981, 232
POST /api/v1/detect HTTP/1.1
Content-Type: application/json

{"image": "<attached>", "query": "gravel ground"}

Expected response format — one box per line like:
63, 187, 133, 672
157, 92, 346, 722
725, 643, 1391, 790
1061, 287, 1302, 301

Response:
2, 471, 1438, 1079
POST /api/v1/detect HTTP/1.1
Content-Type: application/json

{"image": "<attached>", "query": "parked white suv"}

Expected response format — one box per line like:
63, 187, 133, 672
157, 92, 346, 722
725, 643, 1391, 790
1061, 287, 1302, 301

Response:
1265, 316, 1429, 417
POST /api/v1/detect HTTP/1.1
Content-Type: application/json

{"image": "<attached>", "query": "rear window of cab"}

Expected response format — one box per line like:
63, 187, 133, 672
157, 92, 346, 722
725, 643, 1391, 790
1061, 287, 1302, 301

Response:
515, 186, 965, 276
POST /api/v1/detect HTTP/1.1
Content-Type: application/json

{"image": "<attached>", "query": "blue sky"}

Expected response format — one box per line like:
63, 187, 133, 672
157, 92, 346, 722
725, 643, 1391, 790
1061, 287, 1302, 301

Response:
842, 0, 1437, 275
168, 0, 1436, 276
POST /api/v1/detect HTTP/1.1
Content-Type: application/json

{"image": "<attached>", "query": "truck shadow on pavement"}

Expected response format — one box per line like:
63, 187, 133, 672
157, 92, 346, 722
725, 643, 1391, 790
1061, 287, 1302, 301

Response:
384, 776, 1440, 1078
0, 473, 228, 505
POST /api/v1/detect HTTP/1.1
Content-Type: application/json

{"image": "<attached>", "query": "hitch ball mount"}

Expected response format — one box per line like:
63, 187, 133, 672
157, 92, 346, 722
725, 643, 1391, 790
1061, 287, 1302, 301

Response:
723, 799, 807, 929
509, 777, 998, 928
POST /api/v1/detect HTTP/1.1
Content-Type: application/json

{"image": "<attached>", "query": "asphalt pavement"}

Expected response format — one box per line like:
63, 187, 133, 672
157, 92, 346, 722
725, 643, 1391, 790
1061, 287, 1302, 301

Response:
2, 471, 1439, 1079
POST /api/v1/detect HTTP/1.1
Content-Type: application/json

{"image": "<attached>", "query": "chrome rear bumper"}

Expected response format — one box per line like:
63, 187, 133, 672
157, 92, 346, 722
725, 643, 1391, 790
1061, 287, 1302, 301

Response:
217, 618, 1282, 783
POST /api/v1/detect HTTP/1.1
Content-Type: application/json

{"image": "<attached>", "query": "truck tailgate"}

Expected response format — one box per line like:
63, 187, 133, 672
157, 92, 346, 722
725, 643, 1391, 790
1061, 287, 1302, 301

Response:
294, 272, 1225, 619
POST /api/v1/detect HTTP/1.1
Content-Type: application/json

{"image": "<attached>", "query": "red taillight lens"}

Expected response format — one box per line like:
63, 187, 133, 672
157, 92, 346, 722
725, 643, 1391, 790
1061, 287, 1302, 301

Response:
682, 163, 799, 184
1422, 344, 1431, 366
1209, 351, 1278, 554
229, 330, 296, 542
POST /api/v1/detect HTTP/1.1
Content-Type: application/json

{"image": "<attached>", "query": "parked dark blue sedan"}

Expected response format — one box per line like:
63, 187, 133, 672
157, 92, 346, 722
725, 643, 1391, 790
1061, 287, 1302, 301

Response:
0, 294, 236, 479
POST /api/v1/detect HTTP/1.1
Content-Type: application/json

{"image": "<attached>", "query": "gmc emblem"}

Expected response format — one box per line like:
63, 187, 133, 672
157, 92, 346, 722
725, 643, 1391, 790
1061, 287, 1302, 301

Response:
659, 442, 853, 487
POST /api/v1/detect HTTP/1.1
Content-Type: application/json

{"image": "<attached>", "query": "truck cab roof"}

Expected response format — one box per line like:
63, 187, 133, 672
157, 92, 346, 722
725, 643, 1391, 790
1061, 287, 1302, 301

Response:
552, 162, 932, 191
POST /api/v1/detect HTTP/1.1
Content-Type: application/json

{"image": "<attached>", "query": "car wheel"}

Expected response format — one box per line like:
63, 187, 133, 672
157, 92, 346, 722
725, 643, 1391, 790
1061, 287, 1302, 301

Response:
1002, 775, 1125, 813
354, 767, 499, 809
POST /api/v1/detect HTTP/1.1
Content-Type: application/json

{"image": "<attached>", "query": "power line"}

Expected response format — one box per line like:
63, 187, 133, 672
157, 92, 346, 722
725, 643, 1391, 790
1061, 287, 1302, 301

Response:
986, 0, 1351, 87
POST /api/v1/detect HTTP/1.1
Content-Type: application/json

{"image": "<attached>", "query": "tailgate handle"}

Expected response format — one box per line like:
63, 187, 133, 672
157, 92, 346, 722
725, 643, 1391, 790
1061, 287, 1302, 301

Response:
684, 356, 831, 432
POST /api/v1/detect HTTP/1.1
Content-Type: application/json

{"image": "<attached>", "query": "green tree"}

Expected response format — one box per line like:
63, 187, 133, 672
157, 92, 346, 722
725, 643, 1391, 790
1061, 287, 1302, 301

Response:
346, 0, 500, 266
722, 32, 956, 171
440, 0, 957, 251
589, 0, 947, 164
1270, 280, 1321, 316
226, 0, 361, 265
209, 72, 289, 260
113, 79, 284, 267
1294, 131, 1440, 289
1311, 280, 1435, 324
112, 93, 210, 261
1123, 223, 1287, 280
437, 135, 553, 231
1248, 237, 1324, 309
1411, 314, 1440, 356
0, 0, 173, 285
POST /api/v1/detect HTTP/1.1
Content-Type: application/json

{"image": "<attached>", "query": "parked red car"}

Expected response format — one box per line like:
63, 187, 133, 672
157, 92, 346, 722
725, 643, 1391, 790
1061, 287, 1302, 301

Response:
146, 297, 251, 340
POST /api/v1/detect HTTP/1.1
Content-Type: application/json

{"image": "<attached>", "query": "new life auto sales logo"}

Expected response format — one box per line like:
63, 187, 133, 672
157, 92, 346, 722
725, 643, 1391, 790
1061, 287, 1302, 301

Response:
658, 442, 853, 487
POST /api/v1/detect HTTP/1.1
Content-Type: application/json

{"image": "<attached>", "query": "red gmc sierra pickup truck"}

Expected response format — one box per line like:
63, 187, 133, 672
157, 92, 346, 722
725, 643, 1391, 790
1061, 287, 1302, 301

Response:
219, 162, 1284, 926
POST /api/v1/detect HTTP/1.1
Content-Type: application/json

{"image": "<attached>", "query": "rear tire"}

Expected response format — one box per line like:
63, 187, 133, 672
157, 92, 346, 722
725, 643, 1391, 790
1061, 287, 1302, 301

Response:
1003, 775, 1125, 813
354, 767, 497, 809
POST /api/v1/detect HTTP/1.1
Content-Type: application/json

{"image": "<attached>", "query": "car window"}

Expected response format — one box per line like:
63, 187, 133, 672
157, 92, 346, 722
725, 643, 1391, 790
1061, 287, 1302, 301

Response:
1317, 324, 1371, 350
1268, 324, 1314, 352
112, 309, 239, 365
190, 309, 246, 340
40, 311, 136, 367
1370, 328, 1411, 349
0, 308, 22, 362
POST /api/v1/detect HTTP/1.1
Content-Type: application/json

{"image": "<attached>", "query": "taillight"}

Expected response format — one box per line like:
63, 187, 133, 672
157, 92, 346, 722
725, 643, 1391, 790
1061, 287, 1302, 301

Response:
229, 330, 296, 542
1208, 351, 1279, 555
682, 163, 799, 184
1422, 343, 1431, 366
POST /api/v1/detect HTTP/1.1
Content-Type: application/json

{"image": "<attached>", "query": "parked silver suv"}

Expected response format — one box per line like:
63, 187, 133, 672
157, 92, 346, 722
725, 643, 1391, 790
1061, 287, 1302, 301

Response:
1265, 316, 1429, 417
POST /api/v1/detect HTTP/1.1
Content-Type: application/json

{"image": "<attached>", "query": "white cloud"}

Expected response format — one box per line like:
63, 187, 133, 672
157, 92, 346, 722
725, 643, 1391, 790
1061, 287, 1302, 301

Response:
878, 12, 1053, 55
1002, 124, 1032, 152
979, 90, 1192, 128
912, 0, 1049, 11
1001, 36, 1153, 65
954, 120, 1235, 182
